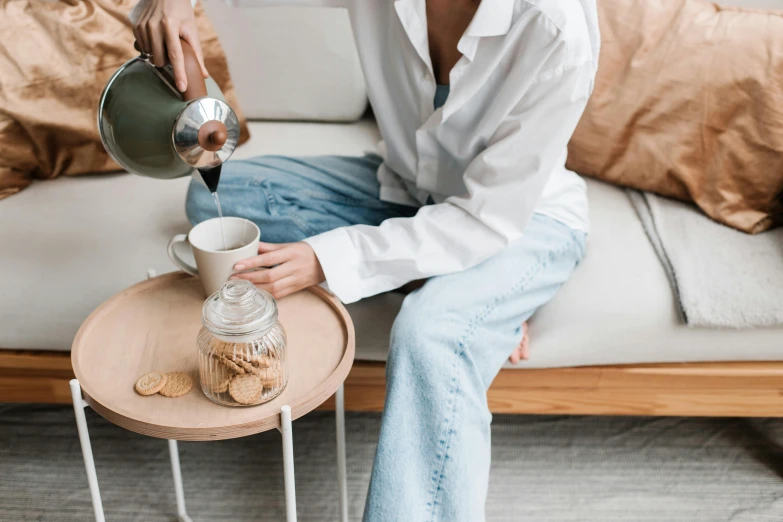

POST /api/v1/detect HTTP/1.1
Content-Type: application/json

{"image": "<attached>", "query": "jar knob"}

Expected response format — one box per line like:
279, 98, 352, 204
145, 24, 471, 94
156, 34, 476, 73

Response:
219, 280, 256, 305
202, 280, 278, 337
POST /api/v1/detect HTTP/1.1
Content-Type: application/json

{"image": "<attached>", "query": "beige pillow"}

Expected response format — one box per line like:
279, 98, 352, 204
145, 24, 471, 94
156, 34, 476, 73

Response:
0, 0, 249, 200
566, 0, 783, 234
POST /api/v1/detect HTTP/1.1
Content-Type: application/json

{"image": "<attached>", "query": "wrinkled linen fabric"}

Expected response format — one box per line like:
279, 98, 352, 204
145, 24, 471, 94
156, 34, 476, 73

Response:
566, 0, 783, 234
0, 0, 249, 199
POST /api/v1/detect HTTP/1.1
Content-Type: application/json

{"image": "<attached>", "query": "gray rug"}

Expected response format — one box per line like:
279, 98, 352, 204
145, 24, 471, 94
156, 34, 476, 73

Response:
1, 405, 782, 521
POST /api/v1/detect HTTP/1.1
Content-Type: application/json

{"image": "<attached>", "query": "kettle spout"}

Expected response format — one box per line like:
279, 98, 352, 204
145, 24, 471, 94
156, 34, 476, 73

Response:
193, 165, 222, 193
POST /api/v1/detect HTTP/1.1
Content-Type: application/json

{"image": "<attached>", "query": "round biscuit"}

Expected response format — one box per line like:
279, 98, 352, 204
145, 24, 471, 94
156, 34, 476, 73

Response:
159, 372, 193, 398
135, 372, 167, 396
228, 373, 264, 405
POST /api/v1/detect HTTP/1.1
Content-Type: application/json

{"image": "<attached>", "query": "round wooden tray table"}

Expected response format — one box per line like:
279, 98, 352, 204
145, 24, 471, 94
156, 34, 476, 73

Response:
69, 272, 354, 522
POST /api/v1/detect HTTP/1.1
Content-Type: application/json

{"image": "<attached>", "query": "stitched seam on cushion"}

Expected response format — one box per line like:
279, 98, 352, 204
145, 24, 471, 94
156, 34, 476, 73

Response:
425, 233, 579, 520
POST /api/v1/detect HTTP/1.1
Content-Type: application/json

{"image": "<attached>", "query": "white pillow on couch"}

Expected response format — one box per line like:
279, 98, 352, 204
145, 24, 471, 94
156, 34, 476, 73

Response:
203, 2, 367, 122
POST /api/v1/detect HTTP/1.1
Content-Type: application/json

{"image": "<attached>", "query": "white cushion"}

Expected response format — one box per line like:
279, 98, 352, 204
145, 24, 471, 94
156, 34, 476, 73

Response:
203, 3, 367, 121
1, 121, 780, 367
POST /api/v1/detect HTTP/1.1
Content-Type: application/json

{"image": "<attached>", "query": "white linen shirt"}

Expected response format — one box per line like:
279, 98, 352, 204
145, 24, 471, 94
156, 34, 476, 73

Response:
239, 0, 601, 304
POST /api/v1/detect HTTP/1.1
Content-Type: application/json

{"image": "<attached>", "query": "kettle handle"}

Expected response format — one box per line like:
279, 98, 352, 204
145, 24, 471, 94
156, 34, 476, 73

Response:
180, 39, 208, 102
180, 39, 229, 151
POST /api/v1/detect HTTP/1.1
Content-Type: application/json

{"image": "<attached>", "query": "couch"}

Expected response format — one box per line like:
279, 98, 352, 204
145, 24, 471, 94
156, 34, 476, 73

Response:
1, 0, 781, 416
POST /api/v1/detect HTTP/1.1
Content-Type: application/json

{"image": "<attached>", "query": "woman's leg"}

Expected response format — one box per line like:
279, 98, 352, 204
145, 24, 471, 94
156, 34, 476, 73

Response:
186, 154, 417, 243
363, 214, 587, 522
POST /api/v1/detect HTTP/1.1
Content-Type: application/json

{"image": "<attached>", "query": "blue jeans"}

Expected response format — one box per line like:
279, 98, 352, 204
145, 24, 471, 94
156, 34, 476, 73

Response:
187, 155, 587, 522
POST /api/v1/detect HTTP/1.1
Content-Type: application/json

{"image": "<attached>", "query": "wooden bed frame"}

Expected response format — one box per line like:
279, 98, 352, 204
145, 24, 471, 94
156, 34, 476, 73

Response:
2, 350, 782, 417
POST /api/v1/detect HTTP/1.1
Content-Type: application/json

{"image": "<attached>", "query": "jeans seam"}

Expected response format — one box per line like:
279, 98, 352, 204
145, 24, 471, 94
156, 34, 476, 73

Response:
260, 181, 319, 237
425, 233, 579, 521
299, 189, 388, 209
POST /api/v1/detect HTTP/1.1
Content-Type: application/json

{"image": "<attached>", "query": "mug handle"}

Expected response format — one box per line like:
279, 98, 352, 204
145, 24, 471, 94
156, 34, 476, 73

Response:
167, 234, 199, 276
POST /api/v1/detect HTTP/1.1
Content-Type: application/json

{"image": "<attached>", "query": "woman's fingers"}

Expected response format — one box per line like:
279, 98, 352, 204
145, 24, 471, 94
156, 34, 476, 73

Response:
254, 276, 299, 299
235, 248, 290, 271
132, 25, 145, 54
136, 7, 153, 55
231, 265, 291, 285
148, 17, 167, 68
163, 19, 187, 91
258, 241, 288, 253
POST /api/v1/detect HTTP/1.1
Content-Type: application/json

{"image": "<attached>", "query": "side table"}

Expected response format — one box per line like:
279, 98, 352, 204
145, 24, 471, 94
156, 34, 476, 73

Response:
70, 271, 355, 522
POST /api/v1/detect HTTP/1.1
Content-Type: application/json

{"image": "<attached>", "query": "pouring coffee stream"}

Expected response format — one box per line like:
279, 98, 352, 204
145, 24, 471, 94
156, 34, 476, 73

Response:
98, 39, 240, 250
199, 165, 228, 251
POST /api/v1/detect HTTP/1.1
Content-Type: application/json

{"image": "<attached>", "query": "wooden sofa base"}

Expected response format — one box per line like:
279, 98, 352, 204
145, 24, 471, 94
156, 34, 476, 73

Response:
2, 350, 782, 417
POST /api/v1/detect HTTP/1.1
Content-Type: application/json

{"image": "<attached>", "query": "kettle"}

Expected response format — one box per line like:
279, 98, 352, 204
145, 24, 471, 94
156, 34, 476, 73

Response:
98, 40, 239, 191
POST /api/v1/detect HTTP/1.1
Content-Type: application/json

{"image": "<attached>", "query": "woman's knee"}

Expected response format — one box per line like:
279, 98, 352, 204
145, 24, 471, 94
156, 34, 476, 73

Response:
388, 295, 454, 374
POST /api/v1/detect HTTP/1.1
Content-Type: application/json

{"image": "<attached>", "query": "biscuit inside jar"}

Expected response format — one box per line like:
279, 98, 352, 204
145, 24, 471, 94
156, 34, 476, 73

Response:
202, 338, 284, 406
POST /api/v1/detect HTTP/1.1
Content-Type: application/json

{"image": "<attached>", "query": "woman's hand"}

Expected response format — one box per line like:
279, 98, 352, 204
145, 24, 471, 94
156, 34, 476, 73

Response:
508, 322, 529, 364
231, 242, 326, 300
132, 0, 208, 92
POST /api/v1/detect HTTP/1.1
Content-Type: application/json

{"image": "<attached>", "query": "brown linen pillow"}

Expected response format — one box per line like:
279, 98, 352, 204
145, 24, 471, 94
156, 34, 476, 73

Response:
0, 0, 249, 200
566, 0, 783, 234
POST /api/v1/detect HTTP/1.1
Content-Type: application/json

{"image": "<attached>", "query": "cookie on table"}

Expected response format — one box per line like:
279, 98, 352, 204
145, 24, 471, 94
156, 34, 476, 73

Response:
135, 372, 167, 396
159, 372, 193, 398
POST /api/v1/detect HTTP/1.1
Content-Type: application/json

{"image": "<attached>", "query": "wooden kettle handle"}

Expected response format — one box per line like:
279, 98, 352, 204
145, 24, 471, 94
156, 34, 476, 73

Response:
180, 39, 207, 101
180, 40, 228, 152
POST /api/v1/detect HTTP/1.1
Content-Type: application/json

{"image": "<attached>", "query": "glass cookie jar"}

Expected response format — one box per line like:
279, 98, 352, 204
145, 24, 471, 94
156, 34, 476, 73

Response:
198, 280, 288, 406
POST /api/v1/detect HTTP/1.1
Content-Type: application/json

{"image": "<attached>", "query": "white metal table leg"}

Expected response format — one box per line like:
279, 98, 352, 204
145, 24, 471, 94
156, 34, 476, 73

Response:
69, 379, 106, 522
335, 384, 348, 522
168, 440, 193, 522
279, 405, 297, 522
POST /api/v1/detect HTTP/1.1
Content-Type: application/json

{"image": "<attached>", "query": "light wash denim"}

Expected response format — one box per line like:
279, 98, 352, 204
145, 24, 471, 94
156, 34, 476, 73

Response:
187, 155, 587, 522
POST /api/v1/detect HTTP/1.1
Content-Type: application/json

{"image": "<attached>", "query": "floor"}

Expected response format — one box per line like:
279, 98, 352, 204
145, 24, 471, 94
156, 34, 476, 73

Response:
1, 404, 782, 521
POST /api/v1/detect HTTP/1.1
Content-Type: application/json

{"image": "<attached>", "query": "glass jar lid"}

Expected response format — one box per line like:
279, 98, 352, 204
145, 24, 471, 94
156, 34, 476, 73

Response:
202, 280, 278, 337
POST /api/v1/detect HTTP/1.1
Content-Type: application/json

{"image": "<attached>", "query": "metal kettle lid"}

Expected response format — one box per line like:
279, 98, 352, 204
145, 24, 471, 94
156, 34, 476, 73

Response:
171, 40, 240, 169
173, 96, 240, 169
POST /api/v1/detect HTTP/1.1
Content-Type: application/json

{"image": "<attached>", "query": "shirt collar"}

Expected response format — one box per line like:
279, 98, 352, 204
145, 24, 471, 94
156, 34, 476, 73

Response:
458, 0, 514, 62
464, 0, 514, 38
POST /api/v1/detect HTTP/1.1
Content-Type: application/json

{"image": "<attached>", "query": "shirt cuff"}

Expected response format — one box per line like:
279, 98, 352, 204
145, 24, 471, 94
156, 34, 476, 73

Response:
303, 228, 364, 304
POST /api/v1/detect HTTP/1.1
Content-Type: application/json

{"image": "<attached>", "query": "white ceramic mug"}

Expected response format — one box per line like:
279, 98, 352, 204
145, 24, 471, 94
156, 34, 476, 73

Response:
167, 217, 260, 296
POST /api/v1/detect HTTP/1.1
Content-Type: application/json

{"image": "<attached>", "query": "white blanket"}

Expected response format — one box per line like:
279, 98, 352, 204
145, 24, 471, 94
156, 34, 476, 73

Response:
628, 191, 783, 328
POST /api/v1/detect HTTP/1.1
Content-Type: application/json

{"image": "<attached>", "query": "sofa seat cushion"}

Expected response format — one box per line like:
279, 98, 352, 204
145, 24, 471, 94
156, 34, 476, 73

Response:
350, 179, 783, 368
1, 121, 780, 367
